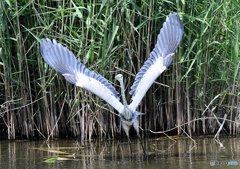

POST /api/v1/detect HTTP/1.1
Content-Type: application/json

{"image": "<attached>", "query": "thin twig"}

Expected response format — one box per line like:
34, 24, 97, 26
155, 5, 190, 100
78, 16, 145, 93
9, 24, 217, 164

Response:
93, 116, 106, 135
0, 98, 22, 107
212, 112, 227, 132
0, 97, 44, 116
205, 105, 227, 132
179, 125, 197, 145
47, 95, 66, 142
214, 114, 227, 147
148, 116, 240, 134
33, 121, 46, 138
115, 66, 170, 88
163, 132, 176, 143
202, 94, 220, 115
88, 106, 106, 135
214, 114, 227, 139
94, 102, 120, 117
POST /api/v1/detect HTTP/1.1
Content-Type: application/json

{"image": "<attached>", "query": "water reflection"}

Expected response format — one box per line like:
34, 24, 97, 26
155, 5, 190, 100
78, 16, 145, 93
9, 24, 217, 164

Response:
0, 136, 240, 169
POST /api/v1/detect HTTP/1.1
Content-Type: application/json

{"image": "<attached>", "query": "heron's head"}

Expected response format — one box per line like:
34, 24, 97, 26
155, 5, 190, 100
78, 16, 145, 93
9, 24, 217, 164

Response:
115, 74, 123, 81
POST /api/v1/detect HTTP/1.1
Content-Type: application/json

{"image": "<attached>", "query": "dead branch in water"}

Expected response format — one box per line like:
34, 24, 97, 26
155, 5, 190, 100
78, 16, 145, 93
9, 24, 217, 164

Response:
147, 115, 239, 147
214, 114, 227, 147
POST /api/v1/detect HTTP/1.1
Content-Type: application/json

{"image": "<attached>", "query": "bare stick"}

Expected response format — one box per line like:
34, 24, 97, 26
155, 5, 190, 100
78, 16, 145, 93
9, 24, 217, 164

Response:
179, 125, 197, 145
214, 138, 223, 147
0, 98, 22, 107
214, 114, 227, 139
202, 94, 220, 115
93, 102, 120, 117
87, 101, 107, 135
115, 67, 170, 88
163, 132, 176, 143
0, 98, 23, 117
210, 106, 222, 126
33, 121, 46, 138
148, 116, 240, 134
212, 112, 227, 132
93, 116, 106, 135
47, 95, 66, 142
0, 97, 44, 116
214, 114, 227, 147
207, 105, 227, 132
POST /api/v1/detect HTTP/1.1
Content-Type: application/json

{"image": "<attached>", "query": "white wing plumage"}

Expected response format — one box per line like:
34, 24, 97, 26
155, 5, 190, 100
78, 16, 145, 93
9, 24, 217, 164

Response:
40, 39, 124, 114
129, 13, 184, 111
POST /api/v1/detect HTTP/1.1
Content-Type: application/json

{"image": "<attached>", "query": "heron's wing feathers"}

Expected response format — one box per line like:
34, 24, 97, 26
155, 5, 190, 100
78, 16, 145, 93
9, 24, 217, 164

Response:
40, 39, 124, 114
129, 13, 184, 111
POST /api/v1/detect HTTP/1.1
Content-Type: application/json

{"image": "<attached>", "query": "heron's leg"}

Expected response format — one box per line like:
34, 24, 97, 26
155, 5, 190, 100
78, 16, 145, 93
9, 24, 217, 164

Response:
137, 135, 146, 155
127, 135, 133, 156
133, 121, 147, 155
122, 122, 133, 155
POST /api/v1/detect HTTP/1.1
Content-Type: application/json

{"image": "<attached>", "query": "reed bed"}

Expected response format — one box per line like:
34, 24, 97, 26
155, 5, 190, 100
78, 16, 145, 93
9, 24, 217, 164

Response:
0, 0, 239, 141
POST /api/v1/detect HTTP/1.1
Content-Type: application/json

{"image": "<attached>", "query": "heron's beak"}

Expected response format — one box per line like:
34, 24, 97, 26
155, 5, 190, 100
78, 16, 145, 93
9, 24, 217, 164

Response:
115, 75, 120, 80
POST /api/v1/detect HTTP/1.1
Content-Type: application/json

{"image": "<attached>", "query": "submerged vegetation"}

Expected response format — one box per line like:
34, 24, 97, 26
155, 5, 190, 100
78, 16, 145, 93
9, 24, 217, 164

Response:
0, 0, 239, 141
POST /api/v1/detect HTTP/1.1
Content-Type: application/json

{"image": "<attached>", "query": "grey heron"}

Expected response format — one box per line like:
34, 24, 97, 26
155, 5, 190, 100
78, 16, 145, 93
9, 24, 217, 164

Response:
39, 13, 184, 155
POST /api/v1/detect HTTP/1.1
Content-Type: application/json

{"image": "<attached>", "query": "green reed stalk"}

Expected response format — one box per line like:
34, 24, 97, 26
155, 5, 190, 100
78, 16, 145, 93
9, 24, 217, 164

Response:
0, 0, 239, 140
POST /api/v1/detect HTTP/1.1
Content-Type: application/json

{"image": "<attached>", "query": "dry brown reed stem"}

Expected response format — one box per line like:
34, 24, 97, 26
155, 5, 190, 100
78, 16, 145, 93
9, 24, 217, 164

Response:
47, 95, 66, 142
1, 0, 239, 140
33, 122, 46, 139
35, 69, 54, 101
93, 102, 120, 117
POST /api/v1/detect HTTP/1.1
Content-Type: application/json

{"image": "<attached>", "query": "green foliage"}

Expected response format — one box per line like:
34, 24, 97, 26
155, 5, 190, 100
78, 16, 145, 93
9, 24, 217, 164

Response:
0, 0, 239, 140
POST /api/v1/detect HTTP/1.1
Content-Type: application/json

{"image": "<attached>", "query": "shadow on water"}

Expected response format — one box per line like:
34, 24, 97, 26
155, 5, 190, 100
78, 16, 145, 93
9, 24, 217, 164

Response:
0, 136, 240, 169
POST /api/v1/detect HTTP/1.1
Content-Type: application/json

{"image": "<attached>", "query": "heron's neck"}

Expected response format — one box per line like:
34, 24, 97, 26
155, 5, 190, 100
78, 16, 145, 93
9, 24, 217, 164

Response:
119, 78, 128, 107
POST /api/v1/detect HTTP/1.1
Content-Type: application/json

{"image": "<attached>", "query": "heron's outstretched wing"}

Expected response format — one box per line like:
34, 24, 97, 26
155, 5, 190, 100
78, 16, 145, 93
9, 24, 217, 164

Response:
129, 13, 184, 111
40, 39, 124, 114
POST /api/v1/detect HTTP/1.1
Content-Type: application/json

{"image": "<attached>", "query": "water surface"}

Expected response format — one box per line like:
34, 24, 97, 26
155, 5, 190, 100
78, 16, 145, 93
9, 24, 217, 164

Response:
0, 136, 239, 169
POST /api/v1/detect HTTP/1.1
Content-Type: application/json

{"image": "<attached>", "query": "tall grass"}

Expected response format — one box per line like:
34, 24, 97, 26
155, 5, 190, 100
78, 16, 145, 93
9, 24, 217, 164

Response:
0, 0, 239, 141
